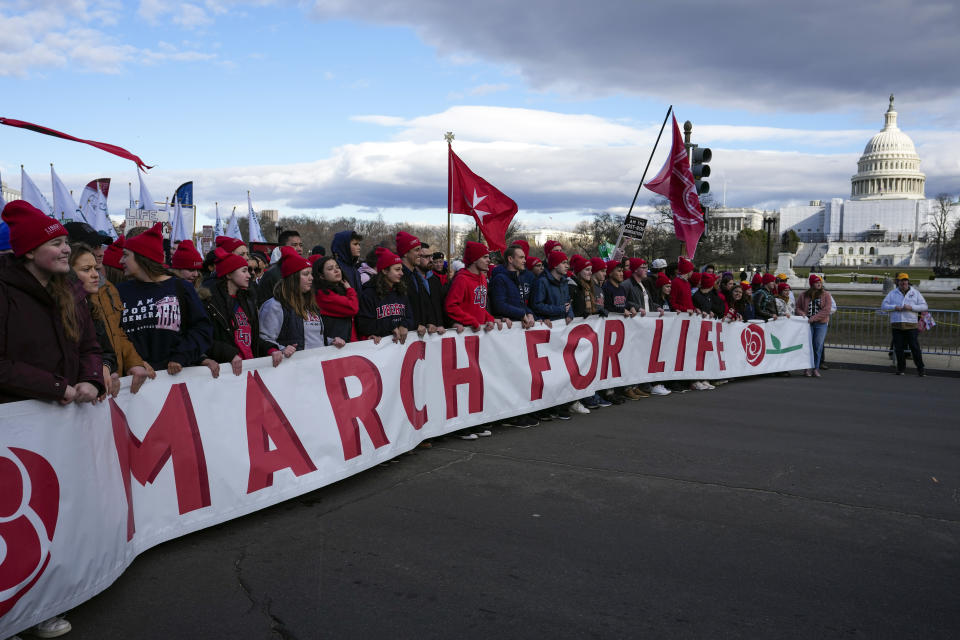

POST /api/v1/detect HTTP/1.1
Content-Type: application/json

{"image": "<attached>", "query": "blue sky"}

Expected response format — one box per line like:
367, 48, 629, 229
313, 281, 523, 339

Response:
2, 0, 958, 233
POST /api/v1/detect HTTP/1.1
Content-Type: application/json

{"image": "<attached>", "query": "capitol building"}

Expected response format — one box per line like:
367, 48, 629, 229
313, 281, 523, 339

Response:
775, 95, 954, 268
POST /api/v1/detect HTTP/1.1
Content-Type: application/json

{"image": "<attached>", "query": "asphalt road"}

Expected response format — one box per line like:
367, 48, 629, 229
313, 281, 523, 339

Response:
60, 369, 959, 640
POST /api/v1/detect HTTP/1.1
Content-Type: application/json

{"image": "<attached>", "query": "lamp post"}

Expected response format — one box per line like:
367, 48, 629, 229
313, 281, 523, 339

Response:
763, 216, 776, 272
275, 222, 284, 244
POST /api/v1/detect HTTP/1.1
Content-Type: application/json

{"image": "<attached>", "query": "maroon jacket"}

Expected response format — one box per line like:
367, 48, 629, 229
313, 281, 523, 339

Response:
0, 255, 104, 404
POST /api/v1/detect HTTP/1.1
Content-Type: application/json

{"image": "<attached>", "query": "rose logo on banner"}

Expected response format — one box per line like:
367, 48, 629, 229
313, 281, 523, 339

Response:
741, 325, 766, 366
741, 324, 804, 367
0, 448, 60, 618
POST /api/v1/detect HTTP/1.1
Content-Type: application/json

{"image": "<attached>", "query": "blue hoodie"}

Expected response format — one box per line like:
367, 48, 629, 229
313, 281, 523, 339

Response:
331, 230, 361, 291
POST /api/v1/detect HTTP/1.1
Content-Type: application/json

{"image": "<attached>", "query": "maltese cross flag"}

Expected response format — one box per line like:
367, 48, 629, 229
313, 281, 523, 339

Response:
645, 114, 705, 258
448, 146, 518, 251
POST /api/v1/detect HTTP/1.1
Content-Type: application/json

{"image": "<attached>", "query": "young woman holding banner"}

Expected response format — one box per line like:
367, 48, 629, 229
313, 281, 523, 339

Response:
0, 200, 106, 639
259, 247, 345, 354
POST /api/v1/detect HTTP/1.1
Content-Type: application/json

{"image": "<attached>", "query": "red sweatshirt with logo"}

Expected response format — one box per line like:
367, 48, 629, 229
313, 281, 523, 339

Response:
444, 269, 495, 328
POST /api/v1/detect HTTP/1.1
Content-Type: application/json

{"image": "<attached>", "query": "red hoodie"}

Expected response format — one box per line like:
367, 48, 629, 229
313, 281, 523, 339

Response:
669, 276, 694, 312
444, 269, 494, 328
315, 286, 359, 342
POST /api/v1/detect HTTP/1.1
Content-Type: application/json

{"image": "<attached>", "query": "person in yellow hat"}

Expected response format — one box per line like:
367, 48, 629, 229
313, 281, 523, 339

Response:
880, 273, 928, 376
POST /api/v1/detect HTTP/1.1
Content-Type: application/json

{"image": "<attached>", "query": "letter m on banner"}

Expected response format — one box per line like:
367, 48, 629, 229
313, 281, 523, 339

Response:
109, 385, 211, 541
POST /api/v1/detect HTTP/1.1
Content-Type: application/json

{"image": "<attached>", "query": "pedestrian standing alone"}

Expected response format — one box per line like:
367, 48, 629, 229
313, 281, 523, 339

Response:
880, 272, 928, 376
795, 274, 833, 377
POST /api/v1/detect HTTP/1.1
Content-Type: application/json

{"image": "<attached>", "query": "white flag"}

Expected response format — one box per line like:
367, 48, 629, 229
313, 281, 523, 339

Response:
50, 165, 80, 223
246, 191, 266, 242
79, 179, 115, 239
21, 166, 53, 215
213, 202, 224, 238
93, 183, 117, 240
225, 207, 242, 240
170, 197, 190, 242
137, 170, 155, 210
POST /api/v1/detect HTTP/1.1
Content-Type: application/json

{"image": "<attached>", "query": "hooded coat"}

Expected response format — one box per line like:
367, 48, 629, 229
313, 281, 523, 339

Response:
0, 255, 105, 403
332, 230, 362, 291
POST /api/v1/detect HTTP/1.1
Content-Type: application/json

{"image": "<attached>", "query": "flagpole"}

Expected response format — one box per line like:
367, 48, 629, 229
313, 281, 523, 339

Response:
444, 131, 455, 260
614, 105, 673, 254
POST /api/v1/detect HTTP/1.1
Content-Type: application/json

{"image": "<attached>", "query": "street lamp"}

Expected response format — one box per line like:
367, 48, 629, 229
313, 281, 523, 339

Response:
763, 216, 777, 272
275, 222, 284, 243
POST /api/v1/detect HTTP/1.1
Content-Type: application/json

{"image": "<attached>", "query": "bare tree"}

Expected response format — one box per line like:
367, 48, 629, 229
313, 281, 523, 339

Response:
925, 193, 955, 268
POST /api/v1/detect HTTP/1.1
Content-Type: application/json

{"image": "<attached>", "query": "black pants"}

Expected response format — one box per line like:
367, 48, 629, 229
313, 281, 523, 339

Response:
892, 328, 924, 373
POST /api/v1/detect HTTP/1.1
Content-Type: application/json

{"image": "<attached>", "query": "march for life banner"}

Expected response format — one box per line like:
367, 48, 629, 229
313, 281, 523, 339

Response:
0, 314, 810, 636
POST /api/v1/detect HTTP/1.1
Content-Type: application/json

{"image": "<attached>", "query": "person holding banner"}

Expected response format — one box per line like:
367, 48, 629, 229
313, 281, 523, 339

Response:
117, 223, 214, 376
753, 274, 780, 322
70, 242, 156, 397
489, 243, 536, 328
260, 247, 343, 354
397, 231, 446, 337
201, 249, 281, 375
357, 247, 416, 344
0, 200, 105, 407
652, 272, 671, 311
445, 241, 501, 333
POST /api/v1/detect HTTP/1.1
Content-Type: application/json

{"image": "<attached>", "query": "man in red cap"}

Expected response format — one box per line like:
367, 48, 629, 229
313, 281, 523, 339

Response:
692, 272, 724, 318
623, 257, 653, 316
752, 273, 779, 321
670, 257, 696, 313
542, 239, 562, 256
396, 231, 446, 337
444, 241, 498, 332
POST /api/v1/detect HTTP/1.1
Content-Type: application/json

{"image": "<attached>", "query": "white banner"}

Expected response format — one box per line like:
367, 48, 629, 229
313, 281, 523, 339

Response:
0, 315, 811, 636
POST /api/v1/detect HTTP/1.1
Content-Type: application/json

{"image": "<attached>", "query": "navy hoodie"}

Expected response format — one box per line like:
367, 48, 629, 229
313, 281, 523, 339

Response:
488, 268, 530, 320
332, 230, 361, 291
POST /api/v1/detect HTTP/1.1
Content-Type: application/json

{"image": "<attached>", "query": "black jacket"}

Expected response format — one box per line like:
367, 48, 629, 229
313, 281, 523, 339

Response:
402, 265, 446, 327
357, 281, 416, 337
200, 281, 272, 362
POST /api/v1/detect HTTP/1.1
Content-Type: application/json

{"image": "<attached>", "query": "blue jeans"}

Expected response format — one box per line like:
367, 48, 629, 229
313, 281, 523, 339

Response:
809, 322, 828, 369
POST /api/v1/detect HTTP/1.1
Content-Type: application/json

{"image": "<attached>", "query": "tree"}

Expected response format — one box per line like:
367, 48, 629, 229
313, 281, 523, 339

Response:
925, 193, 955, 268
731, 229, 768, 266
781, 229, 800, 254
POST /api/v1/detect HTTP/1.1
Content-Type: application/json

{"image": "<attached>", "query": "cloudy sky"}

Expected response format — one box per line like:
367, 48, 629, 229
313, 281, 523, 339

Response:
1, 0, 958, 232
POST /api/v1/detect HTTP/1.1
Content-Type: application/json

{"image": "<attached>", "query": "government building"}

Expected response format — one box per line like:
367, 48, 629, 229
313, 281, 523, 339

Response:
776, 95, 954, 268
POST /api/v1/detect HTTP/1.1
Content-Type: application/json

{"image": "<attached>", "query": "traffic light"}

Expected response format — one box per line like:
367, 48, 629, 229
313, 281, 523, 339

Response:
691, 147, 712, 195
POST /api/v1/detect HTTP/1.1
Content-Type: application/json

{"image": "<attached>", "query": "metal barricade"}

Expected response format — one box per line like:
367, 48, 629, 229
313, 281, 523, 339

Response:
826, 307, 960, 354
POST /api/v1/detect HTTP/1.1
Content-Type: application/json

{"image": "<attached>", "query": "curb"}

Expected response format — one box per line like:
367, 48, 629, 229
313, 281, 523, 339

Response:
822, 361, 960, 378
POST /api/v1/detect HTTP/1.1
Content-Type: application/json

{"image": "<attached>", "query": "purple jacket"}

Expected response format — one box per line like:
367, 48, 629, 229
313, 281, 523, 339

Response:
0, 255, 104, 403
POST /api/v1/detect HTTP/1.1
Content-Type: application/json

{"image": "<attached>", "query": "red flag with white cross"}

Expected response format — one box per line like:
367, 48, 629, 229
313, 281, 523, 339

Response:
448, 146, 518, 252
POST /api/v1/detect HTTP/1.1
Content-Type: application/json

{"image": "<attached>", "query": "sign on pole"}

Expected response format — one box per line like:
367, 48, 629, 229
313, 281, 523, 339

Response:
621, 215, 648, 241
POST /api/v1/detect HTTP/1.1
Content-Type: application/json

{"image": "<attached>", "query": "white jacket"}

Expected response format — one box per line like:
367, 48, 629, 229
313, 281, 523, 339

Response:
880, 286, 928, 325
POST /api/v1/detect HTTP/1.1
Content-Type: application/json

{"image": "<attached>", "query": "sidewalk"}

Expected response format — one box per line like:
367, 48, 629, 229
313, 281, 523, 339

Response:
825, 346, 960, 375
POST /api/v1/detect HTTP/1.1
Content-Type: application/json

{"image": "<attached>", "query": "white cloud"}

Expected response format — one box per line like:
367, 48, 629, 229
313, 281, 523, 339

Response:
468, 83, 509, 96
128, 106, 959, 222
173, 3, 212, 28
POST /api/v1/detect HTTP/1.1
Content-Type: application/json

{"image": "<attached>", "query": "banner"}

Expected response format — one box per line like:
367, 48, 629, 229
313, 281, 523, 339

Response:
0, 315, 810, 637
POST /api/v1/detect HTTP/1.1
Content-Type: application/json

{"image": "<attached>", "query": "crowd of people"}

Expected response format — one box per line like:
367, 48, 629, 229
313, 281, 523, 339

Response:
0, 199, 931, 638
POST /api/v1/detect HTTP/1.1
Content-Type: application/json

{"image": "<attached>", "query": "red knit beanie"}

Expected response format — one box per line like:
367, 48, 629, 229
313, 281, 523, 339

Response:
464, 241, 489, 266
629, 257, 647, 271
751, 273, 763, 287
215, 236, 245, 253
690, 272, 702, 287
374, 247, 402, 272
125, 222, 165, 264
395, 231, 420, 258
102, 236, 125, 270
777, 282, 791, 294
590, 257, 607, 274
1, 200, 68, 257
307, 254, 323, 266
214, 247, 248, 278
605, 259, 620, 273
655, 272, 671, 288
677, 257, 694, 275
543, 239, 561, 255
762, 273, 776, 285
524, 256, 541, 271
809, 274, 822, 285
700, 273, 716, 289
277, 245, 310, 278
511, 239, 530, 256
570, 254, 590, 275
547, 251, 568, 271
171, 239, 203, 270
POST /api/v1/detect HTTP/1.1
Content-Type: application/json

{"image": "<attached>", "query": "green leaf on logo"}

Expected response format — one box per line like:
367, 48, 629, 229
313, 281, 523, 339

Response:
771, 335, 781, 350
